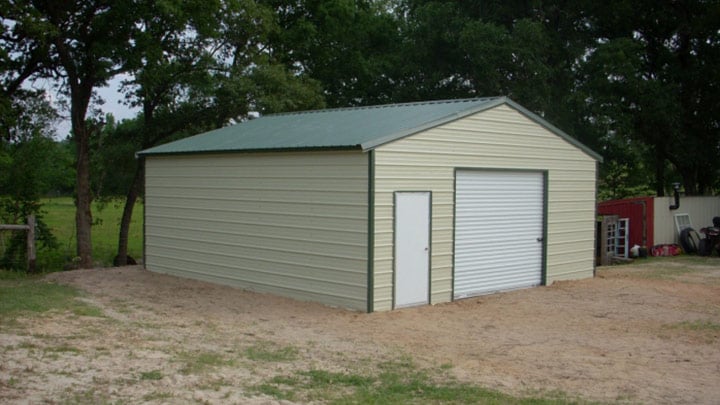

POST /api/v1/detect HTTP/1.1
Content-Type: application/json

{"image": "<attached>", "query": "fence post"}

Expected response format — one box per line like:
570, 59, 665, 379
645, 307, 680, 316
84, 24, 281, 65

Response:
27, 215, 36, 273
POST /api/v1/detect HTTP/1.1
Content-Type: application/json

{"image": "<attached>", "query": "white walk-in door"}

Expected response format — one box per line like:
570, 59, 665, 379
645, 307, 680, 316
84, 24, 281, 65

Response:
454, 171, 544, 298
394, 192, 430, 308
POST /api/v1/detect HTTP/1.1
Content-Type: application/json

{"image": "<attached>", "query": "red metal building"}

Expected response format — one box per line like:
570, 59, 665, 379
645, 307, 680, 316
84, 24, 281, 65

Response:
598, 196, 655, 249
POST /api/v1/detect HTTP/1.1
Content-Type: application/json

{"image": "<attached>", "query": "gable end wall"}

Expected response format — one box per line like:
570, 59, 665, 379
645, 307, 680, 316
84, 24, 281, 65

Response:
372, 104, 597, 311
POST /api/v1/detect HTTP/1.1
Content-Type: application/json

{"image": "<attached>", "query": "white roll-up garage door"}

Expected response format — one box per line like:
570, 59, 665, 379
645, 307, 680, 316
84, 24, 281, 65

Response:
454, 170, 544, 299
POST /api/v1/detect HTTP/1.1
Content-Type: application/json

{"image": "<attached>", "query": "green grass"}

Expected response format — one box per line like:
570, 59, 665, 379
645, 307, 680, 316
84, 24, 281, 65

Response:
668, 320, 720, 333
245, 343, 299, 362
252, 359, 587, 404
142, 391, 174, 402
0, 271, 103, 320
39, 197, 143, 269
177, 350, 236, 374
602, 255, 720, 283
664, 320, 720, 344
139, 370, 164, 381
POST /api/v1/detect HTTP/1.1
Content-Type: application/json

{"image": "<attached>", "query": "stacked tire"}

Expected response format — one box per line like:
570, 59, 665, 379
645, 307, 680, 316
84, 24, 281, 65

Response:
679, 228, 702, 254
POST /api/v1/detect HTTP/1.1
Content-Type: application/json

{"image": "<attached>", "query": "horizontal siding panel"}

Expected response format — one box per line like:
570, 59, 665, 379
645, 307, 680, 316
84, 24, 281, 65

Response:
147, 178, 366, 193
148, 165, 365, 178
546, 264, 594, 281
149, 152, 364, 167
147, 245, 365, 284
147, 188, 364, 204
373, 104, 597, 308
146, 210, 366, 232
145, 151, 368, 311
147, 199, 366, 222
376, 150, 592, 166
146, 220, 364, 247
146, 232, 367, 263
548, 232, 596, 246
148, 261, 365, 310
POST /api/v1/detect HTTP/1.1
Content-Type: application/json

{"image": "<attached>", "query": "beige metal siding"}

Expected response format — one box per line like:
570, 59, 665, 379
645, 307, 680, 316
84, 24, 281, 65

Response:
145, 151, 368, 310
372, 104, 597, 311
653, 196, 720, 244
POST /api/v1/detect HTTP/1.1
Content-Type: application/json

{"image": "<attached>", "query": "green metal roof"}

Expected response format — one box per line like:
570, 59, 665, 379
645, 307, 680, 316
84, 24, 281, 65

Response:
137, 96, 602, 161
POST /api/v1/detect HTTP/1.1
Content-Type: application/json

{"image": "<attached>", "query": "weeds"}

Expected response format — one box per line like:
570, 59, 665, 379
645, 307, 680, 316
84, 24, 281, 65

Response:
142, 391, 173, 401
672, 320, 720, 331
177, 350, 235, 374
139, 370, 163, 381
251, 359, 580, 404
245, 342, 299, 362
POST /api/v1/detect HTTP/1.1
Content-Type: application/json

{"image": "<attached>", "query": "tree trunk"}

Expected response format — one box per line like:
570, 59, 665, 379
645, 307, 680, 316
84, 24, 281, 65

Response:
679, 168, 699, 196
75, 124, 93, 268
116, 163, 143, 266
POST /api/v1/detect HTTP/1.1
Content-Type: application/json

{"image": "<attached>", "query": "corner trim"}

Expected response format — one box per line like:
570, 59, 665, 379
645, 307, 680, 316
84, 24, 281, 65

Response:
366, 150, 375, 313
541, 170, 549, 285
141, 156, 147, 269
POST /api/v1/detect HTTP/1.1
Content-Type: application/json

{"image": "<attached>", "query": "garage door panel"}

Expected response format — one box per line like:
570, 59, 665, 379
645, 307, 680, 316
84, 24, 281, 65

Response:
458, 271, 539, 287
454, 170, 544, 298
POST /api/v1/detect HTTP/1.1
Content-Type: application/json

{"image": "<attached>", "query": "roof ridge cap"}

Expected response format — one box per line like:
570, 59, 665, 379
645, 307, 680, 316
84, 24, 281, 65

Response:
267, 97, 502, 117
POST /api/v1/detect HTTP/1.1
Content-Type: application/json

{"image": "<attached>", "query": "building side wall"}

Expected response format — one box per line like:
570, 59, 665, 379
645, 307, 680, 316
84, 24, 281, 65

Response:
372, 104, 597, 311
653, 196, 720, 244
144, 151, 368, 310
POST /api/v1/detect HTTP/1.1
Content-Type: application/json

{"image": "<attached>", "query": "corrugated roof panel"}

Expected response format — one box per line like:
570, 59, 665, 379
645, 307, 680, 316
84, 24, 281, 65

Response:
137, 96, 602, 162
138, 97, 502, 155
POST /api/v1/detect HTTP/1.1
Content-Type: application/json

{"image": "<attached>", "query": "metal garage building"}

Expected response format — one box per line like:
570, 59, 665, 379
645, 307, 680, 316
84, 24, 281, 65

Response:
138, 97, 601, 312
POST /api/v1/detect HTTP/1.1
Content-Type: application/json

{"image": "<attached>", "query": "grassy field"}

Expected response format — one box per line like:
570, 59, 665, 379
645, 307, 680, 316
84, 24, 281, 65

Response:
38, 197, 143, 270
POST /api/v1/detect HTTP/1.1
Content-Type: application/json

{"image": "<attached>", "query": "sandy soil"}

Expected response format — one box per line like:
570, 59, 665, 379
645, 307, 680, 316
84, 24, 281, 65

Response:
1, 259, 719, 404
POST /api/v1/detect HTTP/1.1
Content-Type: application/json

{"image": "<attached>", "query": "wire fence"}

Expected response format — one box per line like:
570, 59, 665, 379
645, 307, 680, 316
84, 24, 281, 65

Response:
0, 216, 36, 272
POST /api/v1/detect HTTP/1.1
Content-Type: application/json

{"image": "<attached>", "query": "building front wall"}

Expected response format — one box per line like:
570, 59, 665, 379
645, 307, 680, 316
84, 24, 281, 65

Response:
372, 104, 597, 311
144, 151, 369, 310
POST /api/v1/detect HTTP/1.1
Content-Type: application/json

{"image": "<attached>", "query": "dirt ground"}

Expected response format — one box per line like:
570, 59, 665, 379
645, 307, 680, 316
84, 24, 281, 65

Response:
2, 258, 720, 404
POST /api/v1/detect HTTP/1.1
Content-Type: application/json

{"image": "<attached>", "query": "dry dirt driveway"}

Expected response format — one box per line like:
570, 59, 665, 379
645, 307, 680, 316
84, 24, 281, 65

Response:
2, 257, 720, 404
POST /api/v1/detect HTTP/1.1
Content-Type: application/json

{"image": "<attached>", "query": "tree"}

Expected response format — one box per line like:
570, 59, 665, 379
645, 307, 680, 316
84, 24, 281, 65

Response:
580, 0, 720, 196
265, 0, 407, 106
0, 91, 60, 271
109, 0, 324, 265
1, 0, 142, 267
392, 0, 596, 119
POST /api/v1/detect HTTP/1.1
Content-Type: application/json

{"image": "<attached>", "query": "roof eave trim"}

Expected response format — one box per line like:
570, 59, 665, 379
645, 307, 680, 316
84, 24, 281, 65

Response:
359, 97, 507, 151
136, 145, 362, 157
503, 99, 603, 162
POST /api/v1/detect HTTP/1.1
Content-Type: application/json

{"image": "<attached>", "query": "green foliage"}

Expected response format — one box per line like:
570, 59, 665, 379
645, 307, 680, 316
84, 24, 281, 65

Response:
598, 160, 656, 201
88, 116, 142, 198
580, 0, 720, 195
0, 93, 67, 271
268, 0, 406, 106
